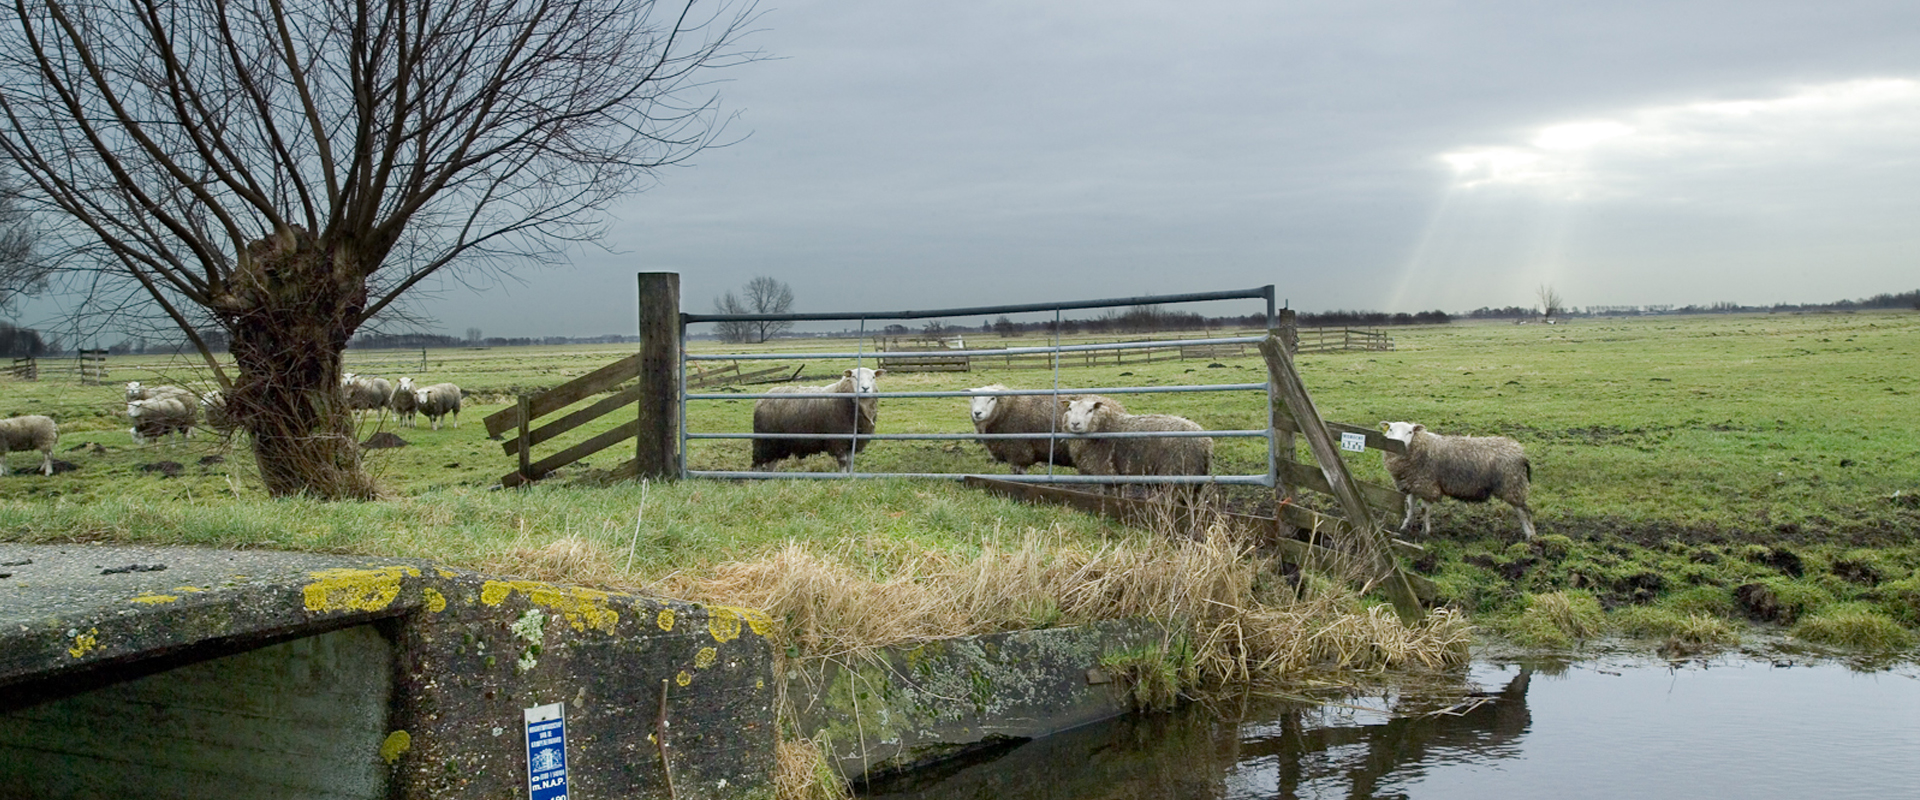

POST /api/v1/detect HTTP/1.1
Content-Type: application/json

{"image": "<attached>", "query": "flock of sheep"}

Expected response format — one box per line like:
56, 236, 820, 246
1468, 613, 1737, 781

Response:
117, 374, 465, 445
0, 360, 1536, 538
747, 367, 1537, 537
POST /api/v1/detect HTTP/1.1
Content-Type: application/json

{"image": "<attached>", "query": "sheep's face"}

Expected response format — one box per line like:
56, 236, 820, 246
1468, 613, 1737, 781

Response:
415, 389, 431, 404
843, 367, 883, 395
341, 373, 357, 386
125, 381, 143, 401
1063, 398, 1105, 434
397, 377, 414, 391
1381, 421, 1423, 444
967, 386, 1005, 424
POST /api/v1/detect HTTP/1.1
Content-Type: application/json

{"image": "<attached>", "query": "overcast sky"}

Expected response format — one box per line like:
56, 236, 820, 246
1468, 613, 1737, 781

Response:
47, 0, 1920, 340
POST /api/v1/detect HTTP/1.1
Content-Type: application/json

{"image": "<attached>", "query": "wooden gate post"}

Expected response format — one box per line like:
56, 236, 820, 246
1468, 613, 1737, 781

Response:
1259, 333, 1423, 624
636, 273, 682, 480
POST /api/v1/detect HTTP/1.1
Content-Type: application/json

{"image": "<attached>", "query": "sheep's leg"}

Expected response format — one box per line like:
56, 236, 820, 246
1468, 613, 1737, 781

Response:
1418, 501, 1433, 537
41, 449, 52, 476
1515, 504, 1536, 538
1398, 494, 1417, 533
0, 455, 8, 476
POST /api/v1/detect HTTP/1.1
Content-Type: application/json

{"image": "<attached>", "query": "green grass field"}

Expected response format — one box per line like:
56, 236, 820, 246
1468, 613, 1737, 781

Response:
3, 310, 1918, 653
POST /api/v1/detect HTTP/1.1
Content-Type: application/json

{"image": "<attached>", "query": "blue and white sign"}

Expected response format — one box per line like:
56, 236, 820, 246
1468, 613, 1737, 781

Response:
1340, 432, 1368, 453
525, 702, 569, 800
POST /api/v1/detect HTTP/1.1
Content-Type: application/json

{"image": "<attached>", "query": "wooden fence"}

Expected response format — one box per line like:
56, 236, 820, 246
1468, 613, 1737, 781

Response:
76, 350, 109, 385
8, 357, 35, 381
1295, 327, 1393, 353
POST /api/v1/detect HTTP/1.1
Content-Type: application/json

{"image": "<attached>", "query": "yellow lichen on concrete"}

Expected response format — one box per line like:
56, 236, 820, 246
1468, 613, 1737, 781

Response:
423, 588, 448, 613
695, 647, 717, 669
67, 628, 99, 659
707, 605, 773, 643
676, 670, 692, 687
657, 608, 676, 632
303, 566, 422, 614
129, 594, 178, 605
380, 730, 412, 764
480, 580, 620, 633
172, 586, 206, 593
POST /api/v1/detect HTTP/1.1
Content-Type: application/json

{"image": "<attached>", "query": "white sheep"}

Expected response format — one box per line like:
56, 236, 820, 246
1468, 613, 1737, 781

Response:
966, 385, 1084, 474
413, 382, 463, 430
128, 397, 195, 444
200, 389, 237, 435
341, 373, 394, 417
389, 376, 419, 427
0, 414, 58, 476
1380, 421, 1535, 538
752, 368, 885, 472
1061, 397, 1212, 479
125, 381, 201, 416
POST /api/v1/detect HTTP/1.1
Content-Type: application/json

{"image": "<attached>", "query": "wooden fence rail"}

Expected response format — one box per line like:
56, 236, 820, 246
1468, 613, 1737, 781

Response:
8, 357, 35, 381
1295, 327, 1393, 353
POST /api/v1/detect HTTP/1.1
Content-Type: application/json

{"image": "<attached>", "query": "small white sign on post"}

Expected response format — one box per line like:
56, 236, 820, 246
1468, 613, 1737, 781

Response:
1339, 431, 1368, 453
525, 702, 568, 800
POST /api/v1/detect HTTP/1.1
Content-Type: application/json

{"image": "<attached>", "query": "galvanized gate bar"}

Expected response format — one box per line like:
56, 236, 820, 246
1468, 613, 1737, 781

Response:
685, 383, 1269, 401
684, 335, 1268, 361
683, 286, 1275, 324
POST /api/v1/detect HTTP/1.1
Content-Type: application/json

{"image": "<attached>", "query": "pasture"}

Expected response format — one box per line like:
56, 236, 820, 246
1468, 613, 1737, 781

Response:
2, 310, 1918, 653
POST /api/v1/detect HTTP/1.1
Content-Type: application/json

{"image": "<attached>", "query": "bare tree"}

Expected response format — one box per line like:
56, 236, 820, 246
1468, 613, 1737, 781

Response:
0, 0, 758, 498
466, 328, 483, 346
712, 276, 792, 344
0, 175, 43, 314
1537, 284, 1566, 320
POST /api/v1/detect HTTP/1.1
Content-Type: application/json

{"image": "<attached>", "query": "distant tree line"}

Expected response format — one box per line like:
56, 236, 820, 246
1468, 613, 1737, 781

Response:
0, 321, 47, 357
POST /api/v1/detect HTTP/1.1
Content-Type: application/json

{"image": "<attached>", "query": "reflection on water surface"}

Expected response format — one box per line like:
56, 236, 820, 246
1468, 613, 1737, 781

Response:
863, 659, 1920, 800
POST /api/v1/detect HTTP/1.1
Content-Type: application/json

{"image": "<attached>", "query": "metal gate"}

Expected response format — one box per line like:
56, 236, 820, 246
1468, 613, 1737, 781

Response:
679, 286, 1278, 486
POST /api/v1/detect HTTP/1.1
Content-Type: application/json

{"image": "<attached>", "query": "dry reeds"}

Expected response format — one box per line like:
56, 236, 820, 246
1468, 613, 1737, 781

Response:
672, 514, 1471, 685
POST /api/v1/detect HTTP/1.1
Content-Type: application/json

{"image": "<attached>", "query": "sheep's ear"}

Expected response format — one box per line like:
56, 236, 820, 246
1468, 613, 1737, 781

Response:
842, 369, 854, 378
874, 369, 886, 377
1413, 424, 1426, 433
1379, 422, 1389, 432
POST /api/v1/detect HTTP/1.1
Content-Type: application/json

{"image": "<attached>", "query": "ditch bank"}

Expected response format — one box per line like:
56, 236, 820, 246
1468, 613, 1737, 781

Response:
0, 543, 1162, 798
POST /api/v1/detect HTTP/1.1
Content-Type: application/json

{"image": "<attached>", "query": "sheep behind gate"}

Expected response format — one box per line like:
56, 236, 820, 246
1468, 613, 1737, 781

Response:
752, 368, 884, 472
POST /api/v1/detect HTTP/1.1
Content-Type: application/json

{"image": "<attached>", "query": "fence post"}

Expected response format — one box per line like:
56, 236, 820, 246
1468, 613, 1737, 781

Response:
635, 272, 681, 480
1276, 309, 1298, 355
517, 395, 533, 481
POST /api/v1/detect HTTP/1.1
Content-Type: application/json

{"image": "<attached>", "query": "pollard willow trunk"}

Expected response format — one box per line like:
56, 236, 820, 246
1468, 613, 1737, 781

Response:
216, 226, 380, 500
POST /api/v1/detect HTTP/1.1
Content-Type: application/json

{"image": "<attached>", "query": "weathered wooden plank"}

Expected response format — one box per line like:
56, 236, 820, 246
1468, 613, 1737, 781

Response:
500, 387, 644, 457
482, 352, 642, 437
499, 418, 642, 487
634, 273, 681, 480
1278, 461, 1405, 519
1274, 416, 1406, 455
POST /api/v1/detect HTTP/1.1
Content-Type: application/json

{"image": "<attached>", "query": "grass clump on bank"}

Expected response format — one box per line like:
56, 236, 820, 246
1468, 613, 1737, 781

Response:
1790, 603, 1918, 652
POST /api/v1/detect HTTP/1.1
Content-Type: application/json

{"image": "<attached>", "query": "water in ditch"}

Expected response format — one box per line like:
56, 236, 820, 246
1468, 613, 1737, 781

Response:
860, 657, 1920, 800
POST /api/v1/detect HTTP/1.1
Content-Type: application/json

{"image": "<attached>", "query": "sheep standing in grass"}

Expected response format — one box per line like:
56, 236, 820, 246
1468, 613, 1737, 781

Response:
1380, 421, 1535, 538
341, 373, 394, 417
752, 368, 885, 472
414, 382, 463, 430
390, 377, 419, 427
126, 382, 201, 416
967, 385, 1087, 474
128, 397, 195, 444
0, 415, 58, 476
1061, 397, 1212, 480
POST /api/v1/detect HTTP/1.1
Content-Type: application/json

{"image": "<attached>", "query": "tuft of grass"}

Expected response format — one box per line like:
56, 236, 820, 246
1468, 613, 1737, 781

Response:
1789, 603, 1918, 651
774, 735, 849, 800
1101, 640, 1196, 712
1661, 585, 1737, 619
1497, 591, 1605, 650
1612, 607, 1740, 648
